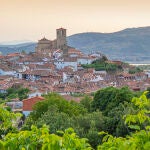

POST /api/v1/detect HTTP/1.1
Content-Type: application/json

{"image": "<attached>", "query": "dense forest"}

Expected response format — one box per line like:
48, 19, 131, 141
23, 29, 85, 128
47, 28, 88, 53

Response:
0, 86, 150, 149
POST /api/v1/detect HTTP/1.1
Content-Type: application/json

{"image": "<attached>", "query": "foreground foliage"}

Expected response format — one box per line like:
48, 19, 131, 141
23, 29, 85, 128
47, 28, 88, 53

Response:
0, 89, 150, 149
0, 126, 92, 150
23, 89, 143, 148
98, 92, 150, 150
0, 104, 92, 150
23, 93, 103, 148
0, 104, 21, 139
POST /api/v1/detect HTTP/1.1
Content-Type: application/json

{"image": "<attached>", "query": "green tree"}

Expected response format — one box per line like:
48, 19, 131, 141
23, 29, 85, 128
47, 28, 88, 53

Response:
17, 88, 30, 100
91, 87, 136, 137
23, 93, 106, 148
0, 104, 21, 138
35, 106, 74, 133
128, 66, 143, 74
0, 102, 92, 150
72, 111, 105, 148
98, 92, 150, 150
92, 86, 134, 115
80, 95, 93, 112
24, 93, 86, 127
4, 87, 30, 101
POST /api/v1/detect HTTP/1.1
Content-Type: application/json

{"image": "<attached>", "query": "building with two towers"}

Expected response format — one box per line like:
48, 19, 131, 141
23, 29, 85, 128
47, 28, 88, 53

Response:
35, 28, 68, 57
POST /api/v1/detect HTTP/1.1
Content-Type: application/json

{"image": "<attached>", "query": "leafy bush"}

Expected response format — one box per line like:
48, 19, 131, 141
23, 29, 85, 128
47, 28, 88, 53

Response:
98, 92, 150, 150
0, 125, 92, 150
0, 104, 21, 139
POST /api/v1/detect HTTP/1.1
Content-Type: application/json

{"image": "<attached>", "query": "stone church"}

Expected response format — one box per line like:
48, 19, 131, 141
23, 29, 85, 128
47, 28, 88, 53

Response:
35, 28, 68, 57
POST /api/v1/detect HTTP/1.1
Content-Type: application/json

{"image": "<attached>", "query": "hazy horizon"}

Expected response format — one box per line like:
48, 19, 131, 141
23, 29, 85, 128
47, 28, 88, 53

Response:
0, 0, 150, 42
0, 26, 150, 45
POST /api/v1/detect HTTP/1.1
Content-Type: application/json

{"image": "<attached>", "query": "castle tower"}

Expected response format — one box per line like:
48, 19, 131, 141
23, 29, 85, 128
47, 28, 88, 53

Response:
56, 28, 68, 57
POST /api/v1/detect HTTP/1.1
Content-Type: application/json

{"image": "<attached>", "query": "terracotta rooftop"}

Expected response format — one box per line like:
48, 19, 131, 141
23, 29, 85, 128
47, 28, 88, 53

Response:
23, 96, 45, 111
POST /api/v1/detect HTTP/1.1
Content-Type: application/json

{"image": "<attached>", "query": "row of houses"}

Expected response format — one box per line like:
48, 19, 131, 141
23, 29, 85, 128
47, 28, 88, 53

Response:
6, 77, 150, 117
0, 49, 150, 97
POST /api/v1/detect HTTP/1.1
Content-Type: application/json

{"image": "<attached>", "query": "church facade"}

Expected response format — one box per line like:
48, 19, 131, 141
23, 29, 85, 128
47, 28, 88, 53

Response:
35, 28, 68, 57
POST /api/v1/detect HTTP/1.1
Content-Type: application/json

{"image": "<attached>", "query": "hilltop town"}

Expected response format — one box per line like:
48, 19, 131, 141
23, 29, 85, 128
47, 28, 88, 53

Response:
0, 28, 150, 104
0, 28, 150, 147
1, 0, 150, 149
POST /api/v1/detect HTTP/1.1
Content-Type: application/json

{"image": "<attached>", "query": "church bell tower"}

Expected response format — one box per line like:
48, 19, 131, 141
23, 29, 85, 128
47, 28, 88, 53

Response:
56, 28, 68, 57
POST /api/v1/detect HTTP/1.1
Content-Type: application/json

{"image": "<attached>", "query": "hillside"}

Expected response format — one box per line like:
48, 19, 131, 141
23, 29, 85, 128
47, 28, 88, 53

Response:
67, 26, 150, 63
0, 43, 36, 55
0, 27, 150, 63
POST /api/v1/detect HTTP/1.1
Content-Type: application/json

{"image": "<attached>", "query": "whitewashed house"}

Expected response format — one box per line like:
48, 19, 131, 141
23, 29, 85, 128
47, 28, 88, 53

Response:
77, 57, 94, 65
54, 58, 78, 71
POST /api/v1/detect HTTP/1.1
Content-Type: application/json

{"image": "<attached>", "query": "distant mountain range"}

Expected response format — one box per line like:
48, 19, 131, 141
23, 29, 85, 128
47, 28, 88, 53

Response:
0, 42, 36, 55
67, 26, 150, 63
0, 26, 150, 63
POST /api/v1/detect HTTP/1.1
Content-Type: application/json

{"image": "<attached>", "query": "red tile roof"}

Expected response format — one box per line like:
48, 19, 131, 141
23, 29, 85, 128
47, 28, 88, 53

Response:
23, 96, 44, 111
7, 53, 20, 57
68, 48, 82, 55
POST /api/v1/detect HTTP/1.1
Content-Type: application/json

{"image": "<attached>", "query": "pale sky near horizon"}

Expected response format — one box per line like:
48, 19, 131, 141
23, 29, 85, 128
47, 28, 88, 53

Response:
0, 0, 150, 42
